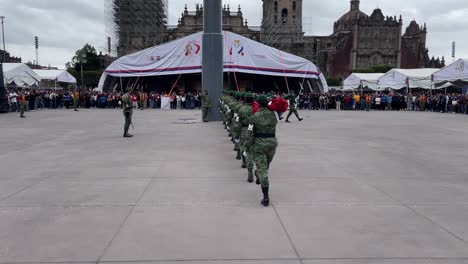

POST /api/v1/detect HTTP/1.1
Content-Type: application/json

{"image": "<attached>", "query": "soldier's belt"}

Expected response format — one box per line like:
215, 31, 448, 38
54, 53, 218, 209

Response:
254, 133, 276, 138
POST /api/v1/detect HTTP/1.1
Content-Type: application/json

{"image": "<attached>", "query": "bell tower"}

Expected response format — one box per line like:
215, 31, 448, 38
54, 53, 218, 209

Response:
262, 0, 303, 34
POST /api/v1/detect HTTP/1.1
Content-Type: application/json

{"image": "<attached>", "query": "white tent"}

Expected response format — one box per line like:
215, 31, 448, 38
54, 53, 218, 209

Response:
2, 63, 41, 87
34, 69, 77, 84
432, 59, 468, 84
99, 31, 327, 92
378, 68, 439, 90
343, 73, 384, 91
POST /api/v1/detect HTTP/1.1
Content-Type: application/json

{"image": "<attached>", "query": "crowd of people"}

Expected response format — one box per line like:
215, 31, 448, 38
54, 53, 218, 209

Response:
5, 88, 468, 115
5, 89, 205, 112
294, 92, 468, 114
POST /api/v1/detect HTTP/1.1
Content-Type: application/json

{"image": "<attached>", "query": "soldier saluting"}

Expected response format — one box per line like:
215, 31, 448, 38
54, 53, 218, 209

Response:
121, 87, 134, 138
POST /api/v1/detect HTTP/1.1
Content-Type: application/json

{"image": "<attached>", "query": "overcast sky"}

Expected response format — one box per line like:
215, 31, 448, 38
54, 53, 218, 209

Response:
1, 0, 466, 68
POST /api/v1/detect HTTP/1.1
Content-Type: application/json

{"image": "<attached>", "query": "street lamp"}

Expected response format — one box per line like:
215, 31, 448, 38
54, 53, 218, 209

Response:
0, 16, 6, 62
79, 52, 87, 90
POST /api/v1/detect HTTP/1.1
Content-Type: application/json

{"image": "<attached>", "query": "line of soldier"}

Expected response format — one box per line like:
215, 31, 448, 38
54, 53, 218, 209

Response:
219, 91, 284, 207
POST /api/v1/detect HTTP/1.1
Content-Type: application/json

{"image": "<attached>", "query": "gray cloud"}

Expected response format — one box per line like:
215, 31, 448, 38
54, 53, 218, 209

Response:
0, 0, 466, 68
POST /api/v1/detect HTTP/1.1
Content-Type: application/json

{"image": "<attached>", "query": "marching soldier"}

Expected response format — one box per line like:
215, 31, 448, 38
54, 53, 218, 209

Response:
19, 92, 26, 118
246, 95, 279, 207
73, 89, 80, 111
285, 92, 303, 122
122, 87, 134, 138
201, 91, 211, 122
239, 92, 257, 183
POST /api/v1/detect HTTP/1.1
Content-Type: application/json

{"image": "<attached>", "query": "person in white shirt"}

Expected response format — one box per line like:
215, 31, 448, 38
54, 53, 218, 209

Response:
9, 91, 18, 112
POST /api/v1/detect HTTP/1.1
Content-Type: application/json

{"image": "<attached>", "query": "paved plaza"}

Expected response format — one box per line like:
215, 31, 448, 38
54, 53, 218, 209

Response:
0, 109, 468, 264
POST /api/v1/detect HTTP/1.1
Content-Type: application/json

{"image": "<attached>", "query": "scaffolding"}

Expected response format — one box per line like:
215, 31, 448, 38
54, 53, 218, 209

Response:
260, 15, 316, 64
105, 0, 168, 58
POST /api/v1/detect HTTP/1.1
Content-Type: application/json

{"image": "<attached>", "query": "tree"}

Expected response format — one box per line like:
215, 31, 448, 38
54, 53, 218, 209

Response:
66, 44, 105, 89
68, 44, 103, 72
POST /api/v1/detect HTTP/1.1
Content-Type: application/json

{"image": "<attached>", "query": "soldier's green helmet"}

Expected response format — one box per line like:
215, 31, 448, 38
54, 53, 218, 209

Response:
257, 95, 269, 103
245, 92, 254, 99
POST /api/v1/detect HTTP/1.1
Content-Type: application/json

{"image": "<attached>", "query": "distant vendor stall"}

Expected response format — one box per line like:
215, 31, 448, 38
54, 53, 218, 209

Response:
2, 63, 41, 88
378, 68, 439, 91
34, 69, 77, 89
343, 73, 384, 92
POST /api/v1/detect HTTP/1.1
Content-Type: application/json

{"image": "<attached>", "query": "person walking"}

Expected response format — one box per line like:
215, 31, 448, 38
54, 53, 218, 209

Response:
122, 87, 134, 138
201, 91, 211, 122
246, 95, 279, 207
238, 93, 256, 183
19, 92, 26, 118
73, 90, 80, 111
285, 92, 303, 122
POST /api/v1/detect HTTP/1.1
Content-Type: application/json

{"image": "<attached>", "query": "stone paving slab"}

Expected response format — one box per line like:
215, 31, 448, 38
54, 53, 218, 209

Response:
100, 206, 297, 262
276, 204, 468, 259
0, 206, 131, 263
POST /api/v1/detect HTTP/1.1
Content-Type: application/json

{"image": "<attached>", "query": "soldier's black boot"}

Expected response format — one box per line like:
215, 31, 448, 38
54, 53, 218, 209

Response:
261, 187, 270, 207
123, 129, 133, 138
241, 155, 247, 168
299, 118, 304, 122
285, 119, 291, 123
247, 169, 254, 183
236, 149, 241, 160
255, 170, 260, 185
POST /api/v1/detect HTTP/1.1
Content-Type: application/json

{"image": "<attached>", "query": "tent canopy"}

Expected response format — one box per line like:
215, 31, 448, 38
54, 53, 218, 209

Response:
2, 63, 41, 87
378, 68, 439, 90
34, 69, 77, 83
99, 31, 327, 92
343, 73, 384, 91
433, 59, 468, 84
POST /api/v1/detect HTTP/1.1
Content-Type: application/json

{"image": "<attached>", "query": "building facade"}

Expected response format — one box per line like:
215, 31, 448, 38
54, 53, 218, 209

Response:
109, 0, 444, 79
0, 49, 22, 63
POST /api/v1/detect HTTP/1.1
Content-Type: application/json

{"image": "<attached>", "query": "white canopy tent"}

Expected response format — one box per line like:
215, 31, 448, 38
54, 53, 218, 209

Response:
2, 63, 41, 87
378, 68, 439, 90
99, 31, 327, 93
34, 69, 77, 84
432, 59, 468, 84
343, 73, 384, 91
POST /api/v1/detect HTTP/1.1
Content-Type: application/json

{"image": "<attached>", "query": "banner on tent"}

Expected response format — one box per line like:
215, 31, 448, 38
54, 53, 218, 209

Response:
161, 97, 171, 110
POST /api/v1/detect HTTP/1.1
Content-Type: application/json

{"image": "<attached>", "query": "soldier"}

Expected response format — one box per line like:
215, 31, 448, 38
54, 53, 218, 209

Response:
122, 87, 134, 138
285, 92, 303, 122
73, 89, 80, 111
19, 92, 26, 118
238, 92, 257, 183
201, 91, 211, 122
232, 92, 243, 160
246, 95, 278, 207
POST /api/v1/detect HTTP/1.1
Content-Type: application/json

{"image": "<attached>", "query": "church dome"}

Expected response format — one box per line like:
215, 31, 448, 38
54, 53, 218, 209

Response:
405, 20, 421, 35
337, 0, 368, 22
370, 8, 385, 21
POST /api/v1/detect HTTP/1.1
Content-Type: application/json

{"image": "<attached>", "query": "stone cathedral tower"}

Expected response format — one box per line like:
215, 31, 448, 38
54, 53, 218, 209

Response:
261, 0, 304, 53
262, 0, 303, 33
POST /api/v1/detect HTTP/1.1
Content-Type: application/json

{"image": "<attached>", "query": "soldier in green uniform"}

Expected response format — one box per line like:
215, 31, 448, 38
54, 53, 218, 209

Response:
232, 92, 243, 160
285, 92, 303, 122
19, 92, 26, 118
121, 87, 134, 138
239, 92, 257, 183
246, 95, 278, 207
73, 90, 80, 112
201, 91, 211, 122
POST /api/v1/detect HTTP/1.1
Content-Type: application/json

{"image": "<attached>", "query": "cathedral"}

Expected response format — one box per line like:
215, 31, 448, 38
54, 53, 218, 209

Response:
161, 0, 443, 79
